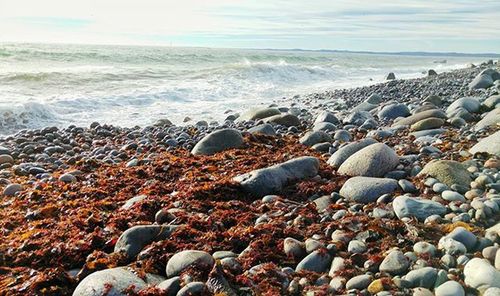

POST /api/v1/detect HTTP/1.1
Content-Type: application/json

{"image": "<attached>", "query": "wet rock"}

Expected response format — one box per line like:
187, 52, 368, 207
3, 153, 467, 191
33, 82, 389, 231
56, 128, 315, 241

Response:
418, 160, 471, 187
166, 250, 214, 277
327, 138, 378, 168
393, 196, 446, 221
115, 225, 178, 259
464, 258, 500, 293
191, 129, 244, 155
338, 143, 399, 177
339, 176, 398, 204
234, 156, 319, 197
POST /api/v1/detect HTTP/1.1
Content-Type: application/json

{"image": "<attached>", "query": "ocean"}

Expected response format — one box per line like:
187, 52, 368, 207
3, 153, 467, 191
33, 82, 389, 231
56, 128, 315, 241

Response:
0, 43, 486, 135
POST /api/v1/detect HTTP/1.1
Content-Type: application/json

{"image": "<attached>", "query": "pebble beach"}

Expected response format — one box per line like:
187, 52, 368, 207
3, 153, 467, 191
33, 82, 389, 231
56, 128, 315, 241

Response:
0, 62, 500, 295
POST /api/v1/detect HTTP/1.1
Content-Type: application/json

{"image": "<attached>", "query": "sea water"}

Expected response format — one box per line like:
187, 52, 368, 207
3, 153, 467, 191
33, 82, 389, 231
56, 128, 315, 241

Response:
0, 43, 486, 135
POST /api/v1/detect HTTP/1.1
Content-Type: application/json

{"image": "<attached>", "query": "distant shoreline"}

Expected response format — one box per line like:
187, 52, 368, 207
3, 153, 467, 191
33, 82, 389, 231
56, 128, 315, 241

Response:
2, 41, 499, 58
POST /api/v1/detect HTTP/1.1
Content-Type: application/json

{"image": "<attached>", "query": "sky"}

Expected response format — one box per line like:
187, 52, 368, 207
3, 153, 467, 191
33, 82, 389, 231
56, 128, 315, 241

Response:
0, 0, 499, 53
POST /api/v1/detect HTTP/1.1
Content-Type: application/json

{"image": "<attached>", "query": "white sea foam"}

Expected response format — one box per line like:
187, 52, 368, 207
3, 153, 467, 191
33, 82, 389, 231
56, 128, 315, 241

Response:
0, 43, 487, 134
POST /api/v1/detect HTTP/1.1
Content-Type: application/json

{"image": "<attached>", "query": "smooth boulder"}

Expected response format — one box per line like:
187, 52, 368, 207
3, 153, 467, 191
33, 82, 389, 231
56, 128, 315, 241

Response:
248, 124, 276, 136
114, 225, 178, 259
233, 156, 319, 197
470, 131, 500, 155
474, 109, 500, 131
166, 250, 215, 277
299, 131, 332, 147
464, 258, 500, 293
191, 129, 244, 155
378, 103, 410, 120
418, 160, 471, 187
340, 176, 398, 204
314, 111, 339, 124
295, 250, 332, 273
338, 143, 399, 177
238, 107, 280, 121
393, 196, 446, 221
327, 138, 378, 168
392, 109, 446, 127
264, 113, 300, 127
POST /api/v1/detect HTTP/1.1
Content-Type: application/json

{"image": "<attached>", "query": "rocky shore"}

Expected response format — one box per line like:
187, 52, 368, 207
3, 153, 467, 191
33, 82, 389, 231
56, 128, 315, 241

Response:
0, 62, 499, 296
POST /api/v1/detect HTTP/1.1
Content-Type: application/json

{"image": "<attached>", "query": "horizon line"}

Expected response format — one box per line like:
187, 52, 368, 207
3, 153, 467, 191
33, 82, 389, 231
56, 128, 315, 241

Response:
1, 40, 499, 57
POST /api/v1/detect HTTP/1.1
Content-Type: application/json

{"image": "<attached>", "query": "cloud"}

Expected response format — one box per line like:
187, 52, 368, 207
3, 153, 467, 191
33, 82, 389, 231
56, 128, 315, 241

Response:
0, 0, 498, 52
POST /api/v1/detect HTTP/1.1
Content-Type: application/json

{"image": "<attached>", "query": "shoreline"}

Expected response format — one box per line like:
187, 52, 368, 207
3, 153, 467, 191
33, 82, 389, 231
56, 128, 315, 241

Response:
0, 61, 499, 295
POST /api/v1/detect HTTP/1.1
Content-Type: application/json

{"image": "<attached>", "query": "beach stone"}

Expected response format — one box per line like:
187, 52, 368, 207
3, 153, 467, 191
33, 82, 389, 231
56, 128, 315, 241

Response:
482, 246, 498, 263
447, 97, 481, 115
299, 131, 332, 146
3, 183, 22, 196
470, 131, 500, 156
295, 250, 332, 273
338, 143, 399, 177
425, 95, 442, 106
0, 146, 10, 155
441, 190, 465, 202
410, 128, 446, 138
367, 279, 385, 294
264, 113, 300, 127
435, 280, 464, 296
413, 242, 437, 257
72, 267, 156, 296
379, 250, 410, 275
399, 179, 417, 193
446, 227, 477, 251
352, 101, 377, 113
329, 257, 346, 276
418, 160, 471, 187
313, 122, 336, 132
59, 173, 76, 183
475, 109, 500, 131
334, 130, 351, 142
346, 274, 372, 290
496, 249, 500, 270
410, 118, 444, 131
483, 94, 500, 110
340, 176, 398, 204
393, 196, 446, 221
413, 288, 433, 296
248, 124, 276, 136
0, 155, 14, 165
191, 129, 243, 155
234, 156, 319, 197
392, 109, 446, 127
469, 73, 494, 89
344, 110, 374, 126
438, 237, 467, 255
176, 282, 207, 296
327, 138, 377, 168
403, 267, 437, 289
166, 250, 214, 277
115, 225, 178, 259
157, 277, 180, 295
121, 195, 147, 210
348, 240, 366, 254
283, 237, 306, 259
464, 258, 500, 293
238, 107, 280, 121
314, 111, 339, 124
366, 93, 382, 104
386, 72, 396, 80
378, 103, 410, 120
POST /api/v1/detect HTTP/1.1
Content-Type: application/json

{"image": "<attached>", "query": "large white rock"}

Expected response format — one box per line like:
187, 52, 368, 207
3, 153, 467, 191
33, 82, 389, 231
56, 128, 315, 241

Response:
464, 258, 500, 293
470, 131, 500, 156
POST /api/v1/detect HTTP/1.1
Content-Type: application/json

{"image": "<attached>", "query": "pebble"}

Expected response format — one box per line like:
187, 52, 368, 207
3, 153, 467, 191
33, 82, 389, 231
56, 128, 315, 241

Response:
379, 250, 409, 275
3, 183, 22, 196
345, 274, 372, 290
435, 280, 465, 296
